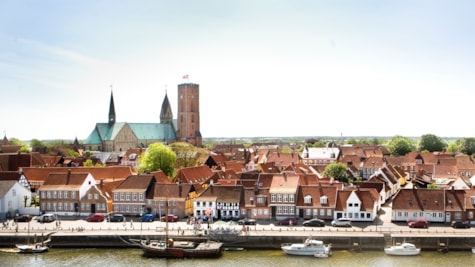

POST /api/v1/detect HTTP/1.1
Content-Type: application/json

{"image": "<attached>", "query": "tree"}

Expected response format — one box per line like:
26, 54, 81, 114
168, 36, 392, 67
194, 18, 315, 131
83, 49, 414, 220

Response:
418, 134, 447, 152
385, 135, 416, 156
168, 142, 201, 168
322, 162, 349, 183
446, 141, 460, 153
139, 142, 177, 177
459, 138, 475, 156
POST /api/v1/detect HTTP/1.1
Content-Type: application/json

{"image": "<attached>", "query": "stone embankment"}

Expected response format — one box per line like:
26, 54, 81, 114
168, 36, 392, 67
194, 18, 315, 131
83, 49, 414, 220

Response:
1, 221, 475, 251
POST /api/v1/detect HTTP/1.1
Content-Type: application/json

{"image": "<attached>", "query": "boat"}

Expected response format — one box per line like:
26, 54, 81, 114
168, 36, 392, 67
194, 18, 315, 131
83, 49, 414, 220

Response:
384, 242, 420, 256
136, 238, 223, 258
16, 243, 49, 254
15, 222, 51, 253
471, 247, 475, 254
281, 237, 332, 257
131, 195, 223, 258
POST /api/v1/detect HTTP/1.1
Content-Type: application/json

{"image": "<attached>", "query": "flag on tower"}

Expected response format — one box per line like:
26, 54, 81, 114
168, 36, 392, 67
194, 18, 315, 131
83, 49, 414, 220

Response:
183, 74, 189, 80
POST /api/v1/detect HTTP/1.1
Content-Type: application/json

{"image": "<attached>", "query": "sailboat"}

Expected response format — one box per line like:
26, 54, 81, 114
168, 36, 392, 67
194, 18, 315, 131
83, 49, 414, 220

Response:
15, 221, 50, 253
132, 196, 223, 258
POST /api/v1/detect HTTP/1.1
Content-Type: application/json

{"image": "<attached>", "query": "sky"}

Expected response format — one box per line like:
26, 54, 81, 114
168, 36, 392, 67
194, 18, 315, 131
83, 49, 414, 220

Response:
1, 0, 475, 141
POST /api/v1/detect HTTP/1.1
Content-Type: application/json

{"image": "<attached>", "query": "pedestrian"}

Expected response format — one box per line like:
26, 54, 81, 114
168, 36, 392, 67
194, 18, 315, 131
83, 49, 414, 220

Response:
130, 219, 133, 228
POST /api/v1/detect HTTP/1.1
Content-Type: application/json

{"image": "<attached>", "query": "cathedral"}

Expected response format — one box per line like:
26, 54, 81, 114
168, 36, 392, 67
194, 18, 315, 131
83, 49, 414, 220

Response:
84, 83, 202, 152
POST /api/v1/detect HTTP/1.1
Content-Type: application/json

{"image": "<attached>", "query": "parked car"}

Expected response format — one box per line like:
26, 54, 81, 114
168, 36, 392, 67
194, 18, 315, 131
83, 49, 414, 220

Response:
140, 214, 156, 222
331, 218, 352, 227
277, 217, 298, 226
160, 214, 178, 222
14, 214, 32, 222
108, 213, 126, 222
451, 220, 470, 229
303, 218, 325, 227
238, 218, 257, 225
408, 219, 428, 228
87, 213, 105, 222
36, 213, 56, 223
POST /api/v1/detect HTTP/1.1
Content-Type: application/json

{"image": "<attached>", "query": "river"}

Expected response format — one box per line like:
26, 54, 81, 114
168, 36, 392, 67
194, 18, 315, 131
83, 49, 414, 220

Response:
1, 248, 473, 267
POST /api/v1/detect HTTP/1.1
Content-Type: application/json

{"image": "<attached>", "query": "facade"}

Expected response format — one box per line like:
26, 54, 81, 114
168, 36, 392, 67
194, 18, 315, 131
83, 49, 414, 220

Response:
38, 171, 105, 216
112, 174, 156, 216
0, 180, 32, 219
269, 173, 299, 219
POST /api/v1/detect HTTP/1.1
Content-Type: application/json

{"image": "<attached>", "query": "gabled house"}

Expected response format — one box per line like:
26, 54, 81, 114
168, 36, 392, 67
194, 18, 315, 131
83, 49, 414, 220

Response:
193, 184, 244, 221
38, 170, 107, 216
266, 152, 301, 171
0, 180, 33, 219
334, 187, 380, 221
269, 173, 300, 220
152, 182, 195, 218
296, 184, 338, 220
445, 188, 466, 222
391, 188, 445, 223
172, 165, 214, 195
112, 174, 156, 216
301, 147, 339, 166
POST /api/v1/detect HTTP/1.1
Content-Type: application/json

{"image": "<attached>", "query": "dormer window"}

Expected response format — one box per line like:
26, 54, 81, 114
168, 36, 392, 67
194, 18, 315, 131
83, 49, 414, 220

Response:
304, 195, 312, 204
320, 196, 328, 205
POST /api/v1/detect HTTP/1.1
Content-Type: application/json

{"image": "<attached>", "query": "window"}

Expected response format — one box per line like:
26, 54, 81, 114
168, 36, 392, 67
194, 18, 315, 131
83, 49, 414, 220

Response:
58, 191, 63, 199
12, 189, 16, 197
139, 193, 144, 201
94, 194, 98, 200
132, 193, 137, 201
277, 194, 282, 202
120, 193, 125, 201
304, 195, 312, 204
47, 192, 51, 199
289, 194, 295, 203
271, 194, 276, 202
88, 194, 92, 200
283, 194, 288, 202
320, 196, 328, 205
72, 191, 76, 199
126, 193, 130, 201
114, 193, 118, 201
64, 191, 68, 199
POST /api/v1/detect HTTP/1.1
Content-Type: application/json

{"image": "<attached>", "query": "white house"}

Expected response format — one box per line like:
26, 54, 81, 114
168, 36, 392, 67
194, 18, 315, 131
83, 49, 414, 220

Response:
0, 180, 32, 219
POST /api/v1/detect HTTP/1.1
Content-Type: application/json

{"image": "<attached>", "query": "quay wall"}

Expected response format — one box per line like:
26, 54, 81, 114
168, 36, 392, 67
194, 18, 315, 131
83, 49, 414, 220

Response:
1, 232, 475, 251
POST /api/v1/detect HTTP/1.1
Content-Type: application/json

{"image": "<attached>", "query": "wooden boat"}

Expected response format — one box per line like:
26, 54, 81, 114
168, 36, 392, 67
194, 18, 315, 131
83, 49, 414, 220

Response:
384, 242, 420, 256
132, 195, 223, 258
15, 222, 50, 253
137, 238, 223, 258
281, 237, 332, 257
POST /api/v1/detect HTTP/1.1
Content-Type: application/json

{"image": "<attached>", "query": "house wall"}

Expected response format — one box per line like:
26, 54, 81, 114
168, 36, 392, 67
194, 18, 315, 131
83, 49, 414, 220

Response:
391, 209, 445, 222
0, 182, 31, 219
112, 190, 147, 216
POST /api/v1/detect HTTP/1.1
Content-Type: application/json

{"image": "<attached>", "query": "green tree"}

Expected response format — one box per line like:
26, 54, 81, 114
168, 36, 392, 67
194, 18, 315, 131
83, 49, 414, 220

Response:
446, 141, 460, 153
83, 159, 94, 167
322, 162, 349, 183
139, 142, 177, 177
459, 138, 475, 156
385, 135, 416, 156
169, 142, 199, 168
418, 134, 447, 152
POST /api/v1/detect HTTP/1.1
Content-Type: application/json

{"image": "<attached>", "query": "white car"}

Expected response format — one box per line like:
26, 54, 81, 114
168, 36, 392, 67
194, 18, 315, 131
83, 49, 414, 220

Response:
331, 218, 351, 227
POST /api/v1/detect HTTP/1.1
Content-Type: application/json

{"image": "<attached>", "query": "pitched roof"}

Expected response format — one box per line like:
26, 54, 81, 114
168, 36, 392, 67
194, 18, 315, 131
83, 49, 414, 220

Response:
392, 188, 445, 211
0, 180, 16, 197
114, 174, 156, 191
269, 174, 299, 194
41, 172, 90, 189
22, 166, 134, 183
198, 185, 243, 202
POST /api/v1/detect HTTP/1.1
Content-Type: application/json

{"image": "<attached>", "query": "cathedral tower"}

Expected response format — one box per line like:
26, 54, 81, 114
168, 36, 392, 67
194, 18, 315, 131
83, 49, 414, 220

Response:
177, 83, 201, 147
108, 90, 116, 125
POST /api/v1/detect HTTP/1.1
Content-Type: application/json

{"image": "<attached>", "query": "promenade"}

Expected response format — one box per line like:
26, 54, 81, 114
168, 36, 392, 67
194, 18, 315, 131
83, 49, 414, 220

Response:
2, 215, 475, 251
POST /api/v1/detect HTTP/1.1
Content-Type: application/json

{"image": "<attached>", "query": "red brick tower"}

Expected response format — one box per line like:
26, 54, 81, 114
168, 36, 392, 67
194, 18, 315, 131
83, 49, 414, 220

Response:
177, 83, 202, 147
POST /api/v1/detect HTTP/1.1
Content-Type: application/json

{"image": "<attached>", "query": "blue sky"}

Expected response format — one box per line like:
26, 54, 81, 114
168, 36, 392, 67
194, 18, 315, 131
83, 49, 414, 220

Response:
1, 1, 474, 141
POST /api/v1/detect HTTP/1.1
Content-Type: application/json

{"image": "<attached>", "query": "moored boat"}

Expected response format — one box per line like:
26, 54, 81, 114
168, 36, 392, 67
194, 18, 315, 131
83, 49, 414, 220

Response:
16, 243, 49, 254
135, 238, 223, 258
281, 237, 332, 257
384, 242, 420, 256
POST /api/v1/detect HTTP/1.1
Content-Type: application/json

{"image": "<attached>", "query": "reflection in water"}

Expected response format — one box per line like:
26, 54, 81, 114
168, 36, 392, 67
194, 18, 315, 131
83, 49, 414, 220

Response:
1, 248, 474, 267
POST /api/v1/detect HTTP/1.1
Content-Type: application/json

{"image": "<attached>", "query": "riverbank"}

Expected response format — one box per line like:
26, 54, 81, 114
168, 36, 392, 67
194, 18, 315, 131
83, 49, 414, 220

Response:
2, 223, 475, 251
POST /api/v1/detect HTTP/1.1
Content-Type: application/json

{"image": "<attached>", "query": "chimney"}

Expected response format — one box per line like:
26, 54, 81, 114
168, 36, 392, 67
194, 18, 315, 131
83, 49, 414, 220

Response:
66, 169, 71, 185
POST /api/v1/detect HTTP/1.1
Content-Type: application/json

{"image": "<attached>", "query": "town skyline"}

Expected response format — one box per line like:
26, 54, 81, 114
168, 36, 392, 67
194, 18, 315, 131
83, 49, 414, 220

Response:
2, 1, 475, 140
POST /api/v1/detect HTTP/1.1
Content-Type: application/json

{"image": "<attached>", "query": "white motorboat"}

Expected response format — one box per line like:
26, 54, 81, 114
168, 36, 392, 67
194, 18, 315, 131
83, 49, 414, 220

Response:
471, 247, 475, 254
281, 238, 332, 257
384, 242, 420, 256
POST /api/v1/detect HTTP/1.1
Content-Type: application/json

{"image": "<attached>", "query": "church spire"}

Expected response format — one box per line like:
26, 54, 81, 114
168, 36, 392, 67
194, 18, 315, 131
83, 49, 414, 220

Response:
109, 86, 116, 125
160, 89, 173, 124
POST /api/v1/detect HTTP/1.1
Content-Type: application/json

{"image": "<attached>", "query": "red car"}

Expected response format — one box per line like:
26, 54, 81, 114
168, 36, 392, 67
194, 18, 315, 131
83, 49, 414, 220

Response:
160, 214, 178, 222
87, 213, 105, 222
408, 219, 428, 228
